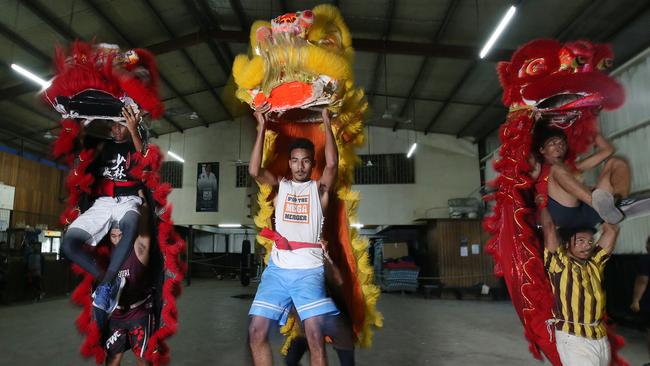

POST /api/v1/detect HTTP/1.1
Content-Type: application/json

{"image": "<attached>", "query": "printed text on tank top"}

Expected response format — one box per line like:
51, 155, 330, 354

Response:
271, 179, 325, 269
282, 180, 321, 224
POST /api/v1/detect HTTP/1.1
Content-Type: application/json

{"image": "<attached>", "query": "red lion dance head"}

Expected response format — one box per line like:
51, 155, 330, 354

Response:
44, 42, 185, 365
484, 39, 626, 365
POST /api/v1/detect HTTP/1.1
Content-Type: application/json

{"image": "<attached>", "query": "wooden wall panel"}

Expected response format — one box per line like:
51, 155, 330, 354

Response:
427, 219, 497, 288
0, 152, 19, 186
0, 151, 66, 229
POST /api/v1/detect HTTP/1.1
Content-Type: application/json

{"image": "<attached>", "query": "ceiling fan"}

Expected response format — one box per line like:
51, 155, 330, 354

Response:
165, 106, 199, 120
366, 52, 411, 126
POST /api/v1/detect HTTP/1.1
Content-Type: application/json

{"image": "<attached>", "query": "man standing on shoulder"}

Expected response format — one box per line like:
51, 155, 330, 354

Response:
544, 222, 619, 366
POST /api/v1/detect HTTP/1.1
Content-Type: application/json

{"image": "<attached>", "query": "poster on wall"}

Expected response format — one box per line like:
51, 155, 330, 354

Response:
196, 162, 219, 212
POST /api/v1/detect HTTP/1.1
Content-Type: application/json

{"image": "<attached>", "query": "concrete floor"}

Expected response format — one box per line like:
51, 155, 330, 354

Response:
0, 279, 648, 366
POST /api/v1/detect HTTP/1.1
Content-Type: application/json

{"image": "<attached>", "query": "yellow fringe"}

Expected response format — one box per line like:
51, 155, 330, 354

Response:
232, 55, 265, 90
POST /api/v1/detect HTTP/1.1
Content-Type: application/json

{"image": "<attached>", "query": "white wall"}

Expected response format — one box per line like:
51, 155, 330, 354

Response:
154, 121, 480, 227
599, 46, 650, 253
151, 118, 257, 226
353, 127, 480, 225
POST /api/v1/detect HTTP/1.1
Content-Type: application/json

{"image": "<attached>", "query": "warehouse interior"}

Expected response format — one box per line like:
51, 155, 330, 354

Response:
1, 0, 650, 365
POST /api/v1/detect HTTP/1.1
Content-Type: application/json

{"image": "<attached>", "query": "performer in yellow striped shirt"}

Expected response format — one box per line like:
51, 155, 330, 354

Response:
542, 214, 619, 366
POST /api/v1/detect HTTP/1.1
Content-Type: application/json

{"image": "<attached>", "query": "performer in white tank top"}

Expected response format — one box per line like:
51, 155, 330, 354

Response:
247, 107, 339, 366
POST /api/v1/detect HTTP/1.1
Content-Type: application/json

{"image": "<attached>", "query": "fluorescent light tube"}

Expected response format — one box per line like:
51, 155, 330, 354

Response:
406, 143, 417, 158
479, 5, 517, 59
11, 63, 51, 88
167, 150, 185, 163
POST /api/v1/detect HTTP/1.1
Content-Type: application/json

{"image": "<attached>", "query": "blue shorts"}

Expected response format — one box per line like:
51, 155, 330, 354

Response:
249, 260, 339, 325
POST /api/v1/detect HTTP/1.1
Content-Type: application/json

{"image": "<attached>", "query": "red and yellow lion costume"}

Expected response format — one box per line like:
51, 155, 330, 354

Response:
45, 42, 185, 365
484, 38, 627, 365
231, 4, 382, 351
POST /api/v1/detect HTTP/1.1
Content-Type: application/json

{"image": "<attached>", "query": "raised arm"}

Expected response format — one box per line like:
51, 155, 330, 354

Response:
576, 132, 615, 172
597, 222, 620, 255
540, 207, 561, 253
123, 105, 144, 153
318, 109, 338, 207
248, 108, 278, 187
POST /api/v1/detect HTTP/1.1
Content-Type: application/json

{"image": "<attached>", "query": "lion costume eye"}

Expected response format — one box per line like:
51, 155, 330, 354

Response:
520, 58, 547, 77
597, 58, 613, 70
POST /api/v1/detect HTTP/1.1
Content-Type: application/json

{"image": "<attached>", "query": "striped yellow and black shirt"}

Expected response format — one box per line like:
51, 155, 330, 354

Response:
544, 246, 610, 339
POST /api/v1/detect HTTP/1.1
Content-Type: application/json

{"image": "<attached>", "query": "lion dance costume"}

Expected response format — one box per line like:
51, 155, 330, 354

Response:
230, 4, 382, 351
484, 39, 627, 365
44, 42, 185, 365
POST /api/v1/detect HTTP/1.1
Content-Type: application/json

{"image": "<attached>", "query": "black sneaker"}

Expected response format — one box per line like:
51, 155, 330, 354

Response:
619, 196, 650, 220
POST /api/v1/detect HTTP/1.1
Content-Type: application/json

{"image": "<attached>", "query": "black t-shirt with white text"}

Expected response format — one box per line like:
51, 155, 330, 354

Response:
97, 141, 139, 196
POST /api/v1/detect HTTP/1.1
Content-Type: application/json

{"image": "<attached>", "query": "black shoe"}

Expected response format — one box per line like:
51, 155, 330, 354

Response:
618, 196, 650, 220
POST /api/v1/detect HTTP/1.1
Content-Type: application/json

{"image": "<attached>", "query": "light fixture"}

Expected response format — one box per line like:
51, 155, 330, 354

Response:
406, 142, 417, 158
218, 224, 242, 228
11, 63, 51, 88
167, 150, 185, 163
351, 223, 364, 229
479, 5, 517, 59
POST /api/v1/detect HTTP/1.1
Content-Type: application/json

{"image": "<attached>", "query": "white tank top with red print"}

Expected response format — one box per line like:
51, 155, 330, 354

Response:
271, 178, 324, 269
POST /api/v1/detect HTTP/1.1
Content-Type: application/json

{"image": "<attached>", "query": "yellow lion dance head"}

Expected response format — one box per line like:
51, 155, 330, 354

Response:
231, 4, 382, 351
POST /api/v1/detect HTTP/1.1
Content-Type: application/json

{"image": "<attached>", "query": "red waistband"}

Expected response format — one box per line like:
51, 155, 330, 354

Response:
260, 227, 321, 250
94, 179, 139, 197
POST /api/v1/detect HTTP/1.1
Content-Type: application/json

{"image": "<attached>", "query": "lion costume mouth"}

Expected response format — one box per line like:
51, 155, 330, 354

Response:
52, 89, 141, 126
43, 42, 163, 130
534, 92, 604, 111
250, 77, 339, 123
526, 92, 605, 128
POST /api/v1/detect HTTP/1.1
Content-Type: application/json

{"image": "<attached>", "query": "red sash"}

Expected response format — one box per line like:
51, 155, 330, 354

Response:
94, 178, 139, 197
260, 227, 321, 250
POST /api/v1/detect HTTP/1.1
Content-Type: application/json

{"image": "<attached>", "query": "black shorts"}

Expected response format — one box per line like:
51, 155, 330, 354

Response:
547, 196, 602, 229
105, 312, 154, 358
